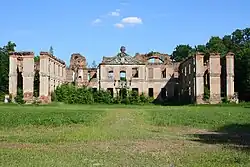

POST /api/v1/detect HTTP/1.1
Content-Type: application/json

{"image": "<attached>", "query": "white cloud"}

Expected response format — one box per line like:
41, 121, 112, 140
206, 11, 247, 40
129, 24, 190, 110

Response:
121, 17, 142, 24
110, 11, 120, 16
92, 18, 101, 24
114, 23, 124, 28
109, 9, 121, 16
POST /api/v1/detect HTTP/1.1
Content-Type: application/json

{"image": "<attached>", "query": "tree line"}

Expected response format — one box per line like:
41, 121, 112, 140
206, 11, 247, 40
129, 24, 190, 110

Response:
0, 27, 250, 102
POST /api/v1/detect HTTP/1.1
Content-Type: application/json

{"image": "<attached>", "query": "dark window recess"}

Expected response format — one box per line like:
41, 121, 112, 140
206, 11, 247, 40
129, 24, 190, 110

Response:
132, 68, 139, 78
148, 88, 154, 97
92, 88, 97, 92
161, 88, 166, 99
161, 69, 166, 78
132, 88, 139, 94
107, 88, 113, 97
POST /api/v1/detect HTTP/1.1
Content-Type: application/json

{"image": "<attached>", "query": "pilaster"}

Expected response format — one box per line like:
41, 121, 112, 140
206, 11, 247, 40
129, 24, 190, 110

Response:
226, 52, 235, 100
22, 54, 35, 103
195, 52, 204, 104
209, 53, 221, 103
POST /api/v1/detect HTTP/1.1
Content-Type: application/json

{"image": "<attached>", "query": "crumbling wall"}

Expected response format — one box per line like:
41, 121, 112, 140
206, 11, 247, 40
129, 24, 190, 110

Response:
9, 52, 34, 103
39, 52, 66, 103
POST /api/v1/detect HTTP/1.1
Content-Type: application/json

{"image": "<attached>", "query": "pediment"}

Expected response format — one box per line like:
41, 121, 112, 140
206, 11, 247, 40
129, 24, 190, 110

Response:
102, 53, 144, 65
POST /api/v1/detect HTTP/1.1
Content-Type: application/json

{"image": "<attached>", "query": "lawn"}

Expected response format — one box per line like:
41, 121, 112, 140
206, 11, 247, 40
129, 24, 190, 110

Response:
0, 103, 250, 166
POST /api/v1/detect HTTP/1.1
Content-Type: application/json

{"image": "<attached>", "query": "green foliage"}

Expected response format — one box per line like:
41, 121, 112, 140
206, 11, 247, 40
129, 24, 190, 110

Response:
93, 89, 113, 104
203, 86, 210, 100
0, 92, 5, 102
33, 70, 40, 97
0, 41, 16, 95
51, 91, 57, 102
172, 44, 194, 62
0, 105, 105, 128
54, 84, 152, 105
148, 106, 250, 129
15, 88, 25, 104
34, 56, 40, 62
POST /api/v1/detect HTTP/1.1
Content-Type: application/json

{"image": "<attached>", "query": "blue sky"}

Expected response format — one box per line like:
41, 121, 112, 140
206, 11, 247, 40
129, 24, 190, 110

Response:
0, 0, 249, 65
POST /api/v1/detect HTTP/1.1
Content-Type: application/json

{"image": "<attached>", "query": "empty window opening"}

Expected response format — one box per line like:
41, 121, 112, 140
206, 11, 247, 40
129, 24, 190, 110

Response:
161, 69, 166, 78
120, 71, 126, 81
107, 88, 114, 97
108, 70, 114, 80
88, 71, 91, 81
148, 88, 154, 97
132, 68, 139, 78
132, 88, 139, 95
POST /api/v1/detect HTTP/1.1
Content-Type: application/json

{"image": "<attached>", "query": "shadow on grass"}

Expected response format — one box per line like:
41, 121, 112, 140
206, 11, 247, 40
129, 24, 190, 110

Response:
190, 123, 250, 151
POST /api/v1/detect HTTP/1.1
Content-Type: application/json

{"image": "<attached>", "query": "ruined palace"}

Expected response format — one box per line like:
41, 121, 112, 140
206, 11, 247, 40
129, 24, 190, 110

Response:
8, 46, 236, 104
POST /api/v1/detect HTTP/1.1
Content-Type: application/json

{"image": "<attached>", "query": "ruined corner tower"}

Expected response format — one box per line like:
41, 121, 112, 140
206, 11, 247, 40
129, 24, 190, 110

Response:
9, 52, 35, 102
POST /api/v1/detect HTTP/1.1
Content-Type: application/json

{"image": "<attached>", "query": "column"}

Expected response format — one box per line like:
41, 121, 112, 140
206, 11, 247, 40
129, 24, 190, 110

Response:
9, 53, 18, 99
226, 52, 235, 100
63, 65, 66, 83
39, 53, 50, 103
54, 62, 59, 89
49, 61, 54, 93
195, 52, 204, 104
209, 53, 221, 104
96, 66, 100, 90
22, 53, 34, 103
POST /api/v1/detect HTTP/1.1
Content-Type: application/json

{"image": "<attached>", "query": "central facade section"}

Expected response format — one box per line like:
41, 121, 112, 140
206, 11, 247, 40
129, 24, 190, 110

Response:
98, 46, 177, 100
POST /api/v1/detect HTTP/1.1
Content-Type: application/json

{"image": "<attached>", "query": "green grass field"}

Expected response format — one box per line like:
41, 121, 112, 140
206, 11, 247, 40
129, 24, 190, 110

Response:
0, 103, 250, 166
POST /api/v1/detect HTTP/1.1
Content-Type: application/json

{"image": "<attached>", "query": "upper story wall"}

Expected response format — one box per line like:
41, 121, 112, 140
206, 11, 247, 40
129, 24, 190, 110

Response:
99, 49, 176, 82
39, 52, 66, 81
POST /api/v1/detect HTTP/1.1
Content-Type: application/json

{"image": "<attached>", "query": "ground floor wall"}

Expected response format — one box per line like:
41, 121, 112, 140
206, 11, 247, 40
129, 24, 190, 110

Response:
99, 79, 176, 101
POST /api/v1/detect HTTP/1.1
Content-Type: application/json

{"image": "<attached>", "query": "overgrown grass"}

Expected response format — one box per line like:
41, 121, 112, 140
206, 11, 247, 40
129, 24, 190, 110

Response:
148, 106, 250, 129
0, 105, 106, 128
1, 104, 250, 166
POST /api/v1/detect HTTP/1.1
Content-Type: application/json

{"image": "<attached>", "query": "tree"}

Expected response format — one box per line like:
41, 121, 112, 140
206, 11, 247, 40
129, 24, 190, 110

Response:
171, 44, 194, 62
0, 41, 16, 94
194, 45, 207, 53
206, 36, 228, 56
49, 46, 54, 55
91, 60, 97, 68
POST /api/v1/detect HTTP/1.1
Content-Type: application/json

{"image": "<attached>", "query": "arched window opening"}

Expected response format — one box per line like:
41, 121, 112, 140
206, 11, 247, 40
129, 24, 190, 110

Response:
120, 71, 126, 81
147, 57, 164, 64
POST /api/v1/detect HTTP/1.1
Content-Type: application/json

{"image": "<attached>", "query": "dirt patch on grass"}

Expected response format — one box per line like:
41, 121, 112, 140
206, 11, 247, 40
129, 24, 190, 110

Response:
0, 143, 37, 149
0, 137, 218, 154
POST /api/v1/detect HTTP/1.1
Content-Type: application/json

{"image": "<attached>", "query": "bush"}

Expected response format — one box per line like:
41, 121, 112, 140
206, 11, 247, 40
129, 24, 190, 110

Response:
0, 92, 5, 102
15, 88, 25, 104
203, 86, 210, 100
54, 84, 153, 105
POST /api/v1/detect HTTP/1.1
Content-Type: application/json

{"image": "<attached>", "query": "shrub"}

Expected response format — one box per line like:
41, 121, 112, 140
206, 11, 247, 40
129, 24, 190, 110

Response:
54, 84, 153, 105
203, 86, 210, 100
93, 89, 113, 104
0, 92, 5, 102
15, 88, 25, 104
